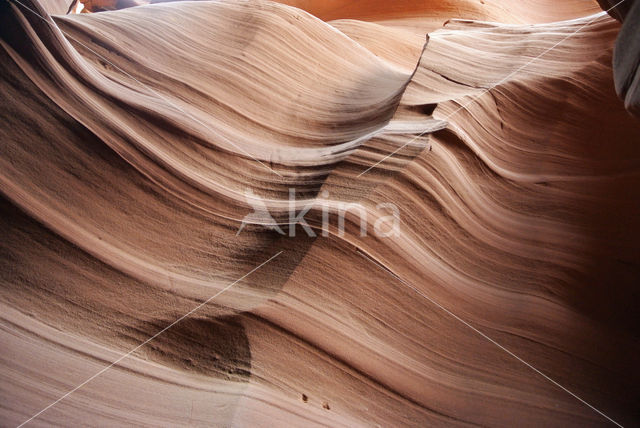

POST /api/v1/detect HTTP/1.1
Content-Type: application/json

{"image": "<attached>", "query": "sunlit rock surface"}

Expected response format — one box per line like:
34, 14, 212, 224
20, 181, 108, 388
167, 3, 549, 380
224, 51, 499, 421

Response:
1, 0, 639, 426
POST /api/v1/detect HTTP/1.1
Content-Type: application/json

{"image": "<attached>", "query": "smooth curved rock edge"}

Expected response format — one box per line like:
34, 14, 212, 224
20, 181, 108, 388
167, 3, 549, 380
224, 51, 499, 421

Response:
1, 0, 639, 426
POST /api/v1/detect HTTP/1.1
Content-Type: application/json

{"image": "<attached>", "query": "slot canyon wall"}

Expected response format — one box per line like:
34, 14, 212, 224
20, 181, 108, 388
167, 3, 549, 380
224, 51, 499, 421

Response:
1, 0, 639, 426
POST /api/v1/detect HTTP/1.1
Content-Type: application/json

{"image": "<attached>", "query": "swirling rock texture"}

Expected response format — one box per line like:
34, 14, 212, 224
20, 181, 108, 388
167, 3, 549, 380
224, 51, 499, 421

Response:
1, 0, 639, 426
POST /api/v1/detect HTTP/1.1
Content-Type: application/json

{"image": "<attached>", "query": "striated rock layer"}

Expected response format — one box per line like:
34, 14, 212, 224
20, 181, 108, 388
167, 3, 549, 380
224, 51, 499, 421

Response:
1, 0, 639, 426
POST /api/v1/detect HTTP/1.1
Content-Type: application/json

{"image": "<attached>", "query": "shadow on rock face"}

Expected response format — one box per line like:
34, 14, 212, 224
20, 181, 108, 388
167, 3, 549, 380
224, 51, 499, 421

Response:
130, 316, 252, 381
598, 0, 640, 117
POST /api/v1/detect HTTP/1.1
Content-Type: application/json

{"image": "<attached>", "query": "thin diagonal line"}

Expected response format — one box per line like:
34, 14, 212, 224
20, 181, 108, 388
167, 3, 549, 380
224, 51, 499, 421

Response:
357, 0, 628, 177
17, 251, 283, 427
9, 0, 284, 178
356, 250, 623, 427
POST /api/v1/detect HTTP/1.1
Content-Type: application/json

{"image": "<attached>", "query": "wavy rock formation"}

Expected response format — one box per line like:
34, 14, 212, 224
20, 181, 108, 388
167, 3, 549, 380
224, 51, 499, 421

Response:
1, 0, 639, 426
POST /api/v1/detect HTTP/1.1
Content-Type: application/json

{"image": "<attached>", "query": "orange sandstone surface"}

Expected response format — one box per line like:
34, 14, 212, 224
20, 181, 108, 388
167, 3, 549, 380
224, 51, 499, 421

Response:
1, 0, 639, 426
